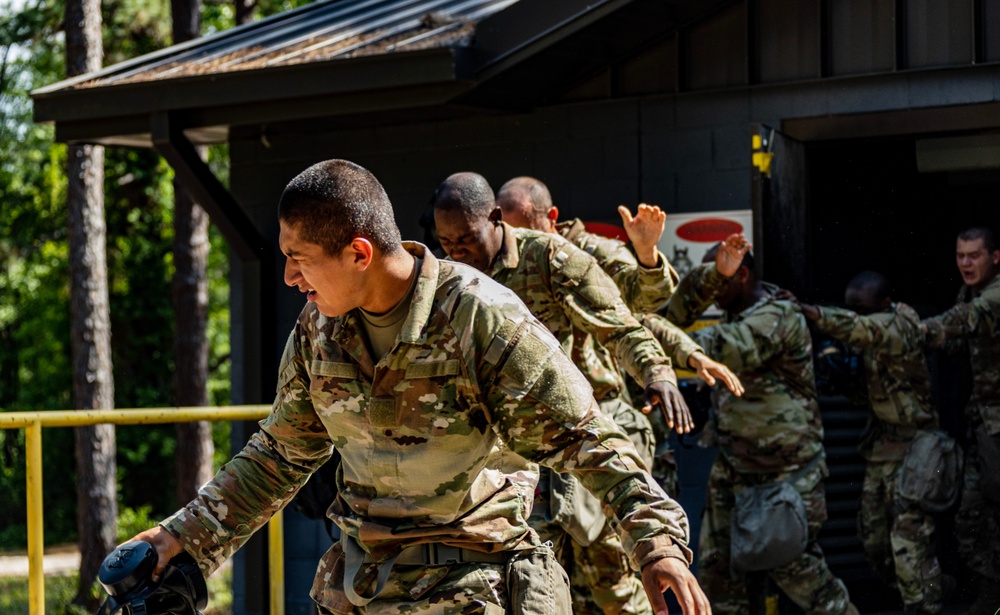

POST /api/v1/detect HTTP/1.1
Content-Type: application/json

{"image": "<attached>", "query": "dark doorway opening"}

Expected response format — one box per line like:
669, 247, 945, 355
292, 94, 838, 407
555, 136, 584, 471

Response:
799, 136, 999, 612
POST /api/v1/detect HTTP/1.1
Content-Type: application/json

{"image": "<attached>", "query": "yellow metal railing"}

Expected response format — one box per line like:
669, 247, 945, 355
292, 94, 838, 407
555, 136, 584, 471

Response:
0, 406, 289, 615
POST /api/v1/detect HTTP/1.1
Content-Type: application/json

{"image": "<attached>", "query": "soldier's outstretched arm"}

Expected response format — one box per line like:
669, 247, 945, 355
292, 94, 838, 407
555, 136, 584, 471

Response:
618, 203, 667, 270
686, 351, 744, 396
641, 556, 712, 615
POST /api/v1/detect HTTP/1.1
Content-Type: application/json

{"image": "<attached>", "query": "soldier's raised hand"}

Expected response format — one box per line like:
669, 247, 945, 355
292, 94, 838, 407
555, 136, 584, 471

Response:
687, 351, 744, 396
619, 203, 666, 268
715, 233, 751, 277
641, 556, 712, 615
643, 380, 693, 433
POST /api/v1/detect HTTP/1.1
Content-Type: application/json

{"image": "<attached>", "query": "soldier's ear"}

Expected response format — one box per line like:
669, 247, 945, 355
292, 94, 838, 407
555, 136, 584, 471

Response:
488, 207, 503, 224
991, 249, 1000, 266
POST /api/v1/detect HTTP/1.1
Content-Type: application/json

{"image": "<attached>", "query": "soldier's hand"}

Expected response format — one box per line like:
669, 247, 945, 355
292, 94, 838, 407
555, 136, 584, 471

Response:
128, 525, 183, 582
618, 203, 666, 268
641, 556, 712, 615
643, 381, 693, 433
715, 233, 751, 277
687, 352, 744, 396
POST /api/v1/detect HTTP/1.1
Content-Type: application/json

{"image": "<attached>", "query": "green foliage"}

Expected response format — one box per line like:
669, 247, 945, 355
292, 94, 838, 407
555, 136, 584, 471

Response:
116, 504, 156, 543
0, 0, 241, 550
0, 573, 89, 615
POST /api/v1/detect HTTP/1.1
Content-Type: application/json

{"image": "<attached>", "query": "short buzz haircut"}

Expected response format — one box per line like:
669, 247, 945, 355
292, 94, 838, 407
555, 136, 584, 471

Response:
431, 172, 496, 218
497, 177, 552, 216
278, 159, 402, 256
846, 270, 891, 302
958, 226, 997, 252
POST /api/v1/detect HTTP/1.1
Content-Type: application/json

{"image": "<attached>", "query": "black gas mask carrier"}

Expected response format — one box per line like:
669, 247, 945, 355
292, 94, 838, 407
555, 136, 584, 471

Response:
96, 541, 208, 615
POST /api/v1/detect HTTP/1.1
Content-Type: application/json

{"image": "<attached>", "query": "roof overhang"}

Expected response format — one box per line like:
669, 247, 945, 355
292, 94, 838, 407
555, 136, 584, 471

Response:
32, 0, 733, 147
34, 46, 476, 146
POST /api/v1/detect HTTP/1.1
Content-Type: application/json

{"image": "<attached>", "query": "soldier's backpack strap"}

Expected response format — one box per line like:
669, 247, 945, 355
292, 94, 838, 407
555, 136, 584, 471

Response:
340, 533, 401, 607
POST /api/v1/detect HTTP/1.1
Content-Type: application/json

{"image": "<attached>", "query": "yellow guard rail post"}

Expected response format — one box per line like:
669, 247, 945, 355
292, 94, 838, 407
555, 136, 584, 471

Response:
0, 405, 287, 615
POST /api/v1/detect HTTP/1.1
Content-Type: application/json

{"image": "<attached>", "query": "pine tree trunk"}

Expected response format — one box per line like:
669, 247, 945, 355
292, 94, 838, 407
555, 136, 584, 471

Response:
235, 0, 256, 26
171, 0, 214, 504
173, 179, 214, 503
66, 0, 117, 606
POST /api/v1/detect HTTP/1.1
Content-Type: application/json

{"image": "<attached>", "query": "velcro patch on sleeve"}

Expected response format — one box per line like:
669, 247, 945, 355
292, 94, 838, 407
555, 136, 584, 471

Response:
500, 326, 557, 395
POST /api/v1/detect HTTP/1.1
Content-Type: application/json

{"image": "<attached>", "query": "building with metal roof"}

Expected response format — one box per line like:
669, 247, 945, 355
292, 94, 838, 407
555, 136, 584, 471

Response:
33, 0, 1000, 612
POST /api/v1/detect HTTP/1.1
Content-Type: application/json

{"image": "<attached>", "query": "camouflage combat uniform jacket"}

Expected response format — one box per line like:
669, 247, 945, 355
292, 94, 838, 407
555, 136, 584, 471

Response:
556, 218, 678, 314
924, 273, 1000, 435
160, 244, 691, 598
665, 264, 823, 473
557, 219, 703, 369
486, 223, 677, 402
814, 304, 937, 461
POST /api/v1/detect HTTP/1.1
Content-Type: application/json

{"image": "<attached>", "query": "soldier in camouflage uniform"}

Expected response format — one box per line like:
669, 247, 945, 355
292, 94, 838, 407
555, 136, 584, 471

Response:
432, 172, 729, 615
789, 271, 947, 614
656, 234, 856, 615
496, 176, 678, 314
494, 176, 743, 614
923, 227, 1000, 614
127, 160, 711, 615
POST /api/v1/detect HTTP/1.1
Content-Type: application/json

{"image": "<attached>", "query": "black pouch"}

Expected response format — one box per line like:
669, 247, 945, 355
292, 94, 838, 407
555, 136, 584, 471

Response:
731, 480, 808, 574
898, 429, 964, 513
505, 544, 571, 615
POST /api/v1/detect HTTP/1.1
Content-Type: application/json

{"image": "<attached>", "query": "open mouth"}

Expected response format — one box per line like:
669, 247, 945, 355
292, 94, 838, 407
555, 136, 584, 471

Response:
306, 289, 317, 301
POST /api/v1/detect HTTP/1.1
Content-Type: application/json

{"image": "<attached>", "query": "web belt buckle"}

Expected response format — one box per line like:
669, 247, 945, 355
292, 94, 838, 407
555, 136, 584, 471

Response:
424, 543, 462, 565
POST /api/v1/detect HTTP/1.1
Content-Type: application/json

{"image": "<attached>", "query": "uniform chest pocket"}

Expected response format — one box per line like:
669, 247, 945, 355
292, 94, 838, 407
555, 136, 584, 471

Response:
399, 360, 470, 431
309, 360, 368, 418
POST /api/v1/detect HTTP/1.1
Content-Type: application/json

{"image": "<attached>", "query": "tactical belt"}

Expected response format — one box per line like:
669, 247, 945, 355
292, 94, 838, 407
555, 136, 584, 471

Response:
342, 535, 511, 606
363, 543, 510, 566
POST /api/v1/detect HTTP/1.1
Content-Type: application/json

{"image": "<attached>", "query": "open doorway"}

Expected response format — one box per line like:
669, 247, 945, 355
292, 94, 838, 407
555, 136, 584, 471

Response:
800, 135, 999, 610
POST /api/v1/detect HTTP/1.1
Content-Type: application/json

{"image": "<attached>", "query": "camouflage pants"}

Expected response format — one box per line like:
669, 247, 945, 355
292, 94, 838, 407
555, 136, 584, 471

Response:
955, 438, 1000, 580
312, 543, 570, 614
858, 460, 944, 612
698, 458, 852, 615
529, 395, 656, 615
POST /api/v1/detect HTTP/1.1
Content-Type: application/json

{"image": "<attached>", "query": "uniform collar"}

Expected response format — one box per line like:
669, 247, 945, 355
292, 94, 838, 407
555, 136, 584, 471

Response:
486, 222, 521, 276
330, 242, 440, 368
555, 218, 586, 243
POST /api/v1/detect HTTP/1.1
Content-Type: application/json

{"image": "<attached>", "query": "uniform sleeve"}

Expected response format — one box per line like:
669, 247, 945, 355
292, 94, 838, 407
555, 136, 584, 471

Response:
663, 263, 729, 328
688, 307, 788, 372
479, 317, 692, 569
161, 326, 335, 577
924, 290, 1000, 348
813, 306, 906, 352
641, 313, 705, 369
589, 237, 676, 314
549, 242, 678, 388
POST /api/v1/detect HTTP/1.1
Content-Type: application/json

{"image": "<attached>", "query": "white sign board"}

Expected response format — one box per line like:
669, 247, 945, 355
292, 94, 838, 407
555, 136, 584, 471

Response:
658, 210, 753, 280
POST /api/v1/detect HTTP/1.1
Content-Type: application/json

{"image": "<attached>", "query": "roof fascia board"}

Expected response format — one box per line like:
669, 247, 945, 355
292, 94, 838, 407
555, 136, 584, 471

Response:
33, 47, 467, 124
50, 80, 474, 145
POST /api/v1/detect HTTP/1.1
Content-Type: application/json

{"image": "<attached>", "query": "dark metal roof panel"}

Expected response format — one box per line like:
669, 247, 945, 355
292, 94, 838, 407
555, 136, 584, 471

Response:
35, 0, 517, 93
